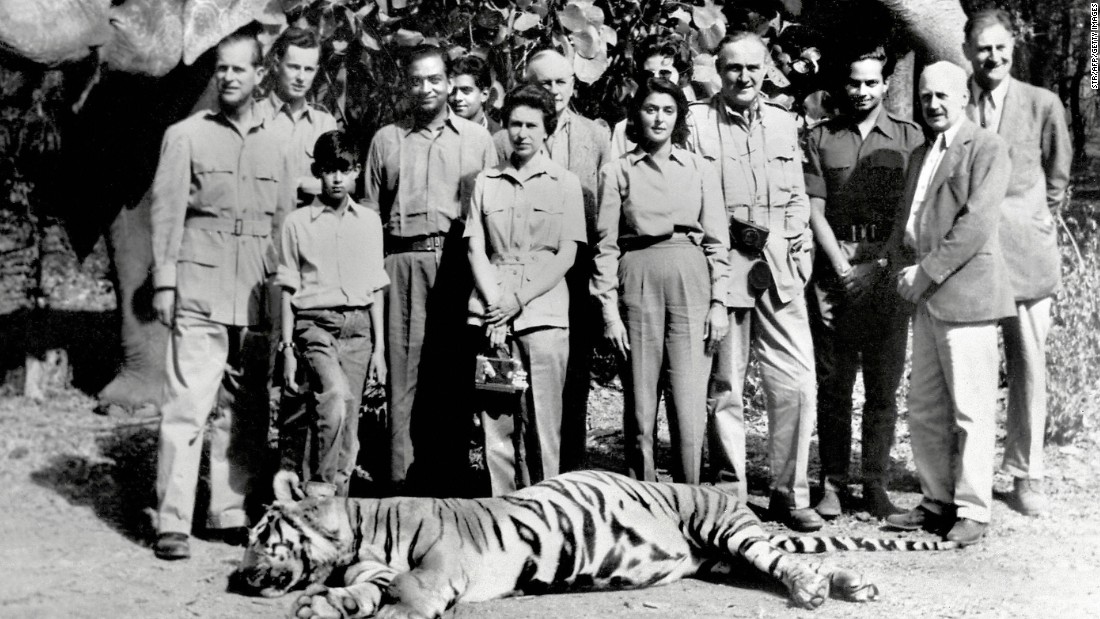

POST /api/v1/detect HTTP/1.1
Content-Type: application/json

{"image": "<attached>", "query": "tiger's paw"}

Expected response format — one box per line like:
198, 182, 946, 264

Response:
289, 584, 365, 619
787, 570, 830, 610
828, 569, 880, 603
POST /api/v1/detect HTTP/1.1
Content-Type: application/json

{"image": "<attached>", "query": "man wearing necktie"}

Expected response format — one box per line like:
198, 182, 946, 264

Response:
963, 8, 1072, 517
884, 61, 1013, 546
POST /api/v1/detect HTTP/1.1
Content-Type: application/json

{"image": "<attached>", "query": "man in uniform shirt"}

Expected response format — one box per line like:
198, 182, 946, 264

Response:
962, 9, 1072, 516
494, 49, 611, 472
150, 30, 292, 560
361, 45, 497, 492
803, 47, 923, 519
885, 61, 1012, 546
686, 32, 822, 532
449, 55, 501, 134
257, 26, 338, 201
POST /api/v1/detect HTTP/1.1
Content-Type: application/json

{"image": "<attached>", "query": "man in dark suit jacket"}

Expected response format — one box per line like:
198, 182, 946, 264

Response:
963, 8, 1072, 517
494, 49, 612, 472
884, 61, 1013, 546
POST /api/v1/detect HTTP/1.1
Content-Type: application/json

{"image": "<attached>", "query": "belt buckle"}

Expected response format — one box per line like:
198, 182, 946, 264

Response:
233, 219, 244, 236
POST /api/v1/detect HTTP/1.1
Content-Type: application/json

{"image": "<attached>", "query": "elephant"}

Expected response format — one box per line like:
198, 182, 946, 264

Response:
0, 0, 968, 408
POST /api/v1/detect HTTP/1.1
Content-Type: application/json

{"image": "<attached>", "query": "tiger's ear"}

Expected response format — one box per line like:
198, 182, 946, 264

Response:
274, 469, 306, 502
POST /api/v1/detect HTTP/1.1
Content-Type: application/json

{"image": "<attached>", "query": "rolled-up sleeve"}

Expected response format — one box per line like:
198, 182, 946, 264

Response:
802, 128, 827, 200
150, 124, 191, 290
591, 162, 624, 325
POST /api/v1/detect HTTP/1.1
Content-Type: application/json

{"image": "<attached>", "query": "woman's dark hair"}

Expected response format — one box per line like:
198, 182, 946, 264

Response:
500, 84, 558, 136
625, 77, 689, 147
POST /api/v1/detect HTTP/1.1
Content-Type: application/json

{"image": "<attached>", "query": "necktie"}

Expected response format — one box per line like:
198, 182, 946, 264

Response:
979, 90, 993, 129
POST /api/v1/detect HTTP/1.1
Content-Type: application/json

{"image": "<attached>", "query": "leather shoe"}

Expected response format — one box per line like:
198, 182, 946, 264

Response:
884, 506, 944, 533
208, 527, 249, 547
1011, 477, 1048, 517
814, 488, 842, 519
945, 518, 987, 546
768, 494, 824, 532
154, 532, 191, 560
863, 484, 903, 519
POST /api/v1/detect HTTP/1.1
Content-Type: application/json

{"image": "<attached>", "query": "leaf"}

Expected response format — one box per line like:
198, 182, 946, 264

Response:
571, 26, 602, 59
394, 28, 425, 47
696, 21, 725, 52
692, 0, 722, 29
513, 11, 541, 32
599, 24, 617, 47
692, 53, 719, 87
360, 29, 382, 50
573, 48, 609, 84
476, 8, 505, 30
583, 4, 605, 27
559, 3, 589, 32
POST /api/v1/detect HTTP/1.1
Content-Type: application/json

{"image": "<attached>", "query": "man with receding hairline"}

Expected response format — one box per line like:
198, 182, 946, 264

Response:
884, 61, 1013, 546
962, 8, 1072, 517
495, 48, 611, 472
150, 29, 293, 560
686, 32, 821, 532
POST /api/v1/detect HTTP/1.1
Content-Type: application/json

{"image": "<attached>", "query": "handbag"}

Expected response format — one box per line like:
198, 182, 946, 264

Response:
474, 344, 529, 394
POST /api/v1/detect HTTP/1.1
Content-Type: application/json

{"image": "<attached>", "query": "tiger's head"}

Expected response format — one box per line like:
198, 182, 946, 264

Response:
229, 471, 354, 597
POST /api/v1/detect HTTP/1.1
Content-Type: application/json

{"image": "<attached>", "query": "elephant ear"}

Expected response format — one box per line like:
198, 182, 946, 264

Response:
101, 0, 185, 77
0, 0, 112, 66
182, 0, 282, 66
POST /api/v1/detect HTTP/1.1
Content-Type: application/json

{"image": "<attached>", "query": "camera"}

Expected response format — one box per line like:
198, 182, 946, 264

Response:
730, 217, 770, 253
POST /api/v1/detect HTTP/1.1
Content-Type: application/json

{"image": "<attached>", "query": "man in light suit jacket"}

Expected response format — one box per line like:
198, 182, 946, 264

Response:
963, 8, 1072, 516
494, 49, 612, 472
884, 61, 1013, 546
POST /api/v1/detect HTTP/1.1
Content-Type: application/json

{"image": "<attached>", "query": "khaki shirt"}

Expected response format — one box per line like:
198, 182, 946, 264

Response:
464, 156, 586, 332
256, 93, 338, 197
151, 106, 293, 326
686, 97, 812, 308
276, 197, 389, 310
592, 147, 730, 324
362, 111, 497, 238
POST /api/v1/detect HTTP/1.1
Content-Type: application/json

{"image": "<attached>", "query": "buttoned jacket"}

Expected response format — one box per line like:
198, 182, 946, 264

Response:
889, 119, 1015, 323
966, 77, 1071, 301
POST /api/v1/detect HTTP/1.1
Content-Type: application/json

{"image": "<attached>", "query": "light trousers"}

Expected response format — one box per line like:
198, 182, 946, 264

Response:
619, 241, 710, 484
707, 287, 817, 509
1002, 297, 1052, 480
156, 314, 269, 535
909, 306, 1000, 523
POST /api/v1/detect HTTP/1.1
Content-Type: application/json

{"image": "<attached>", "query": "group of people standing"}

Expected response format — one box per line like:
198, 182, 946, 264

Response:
145, 6, 1070, 562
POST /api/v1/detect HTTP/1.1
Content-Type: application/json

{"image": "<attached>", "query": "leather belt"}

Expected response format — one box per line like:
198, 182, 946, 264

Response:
185, 217, 271, 237
385, 233, 446, 254
835, 224, 885, 243
619, 229, 695, 252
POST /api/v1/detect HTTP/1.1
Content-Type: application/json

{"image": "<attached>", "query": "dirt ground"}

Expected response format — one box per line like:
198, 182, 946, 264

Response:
1, 385, 1099, 619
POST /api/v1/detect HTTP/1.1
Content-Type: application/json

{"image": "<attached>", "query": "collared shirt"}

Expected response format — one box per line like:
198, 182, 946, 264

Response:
905, 119, 964, 249
151, 104, 292, 326
545, 108, 575, 168
276, 196, 389, 310
686, 98, 810, 233
803, 108, 924, 232
362, 111, 498, 238
256, 92, 338, 197
970, 79, 1009, 132
592, 146, 730, 323
464, 155, 586, 331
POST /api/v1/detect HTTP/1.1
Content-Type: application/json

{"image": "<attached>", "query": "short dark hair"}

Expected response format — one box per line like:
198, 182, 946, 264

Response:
633, 36, 688, 74
404, 44, 448, 75
964, 8, 1016, 42
844, 45, 895, 79
217, 28, 264, 67
271, 26, 321, 61
501, 85, 558, 136
311, 130, 360, 176
450, 55, 492, 90
625, 78, 689, 147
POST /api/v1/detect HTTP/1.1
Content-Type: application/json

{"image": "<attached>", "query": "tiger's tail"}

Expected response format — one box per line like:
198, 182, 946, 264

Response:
769, 535, 960, 552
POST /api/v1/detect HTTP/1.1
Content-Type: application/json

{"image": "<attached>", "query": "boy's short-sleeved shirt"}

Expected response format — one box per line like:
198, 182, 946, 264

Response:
276, 197, 389, 310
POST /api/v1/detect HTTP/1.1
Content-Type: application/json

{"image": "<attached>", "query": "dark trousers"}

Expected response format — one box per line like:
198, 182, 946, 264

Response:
284, 307, 373, 496
560, 248, 594, 471
808, 268, 908, 489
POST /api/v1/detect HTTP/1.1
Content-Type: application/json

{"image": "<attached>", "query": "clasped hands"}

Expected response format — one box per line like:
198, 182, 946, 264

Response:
484, 293, 523, 349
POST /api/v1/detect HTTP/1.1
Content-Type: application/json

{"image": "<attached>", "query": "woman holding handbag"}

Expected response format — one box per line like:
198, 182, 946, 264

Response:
465, 85, 587, 495
592, 77, 731, 484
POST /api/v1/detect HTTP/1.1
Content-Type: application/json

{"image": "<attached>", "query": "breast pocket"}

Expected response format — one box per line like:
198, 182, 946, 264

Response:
766, 139, 798, 194
250, 156, 283, 215
531, 201, 563, 247
193, 157, 237, 215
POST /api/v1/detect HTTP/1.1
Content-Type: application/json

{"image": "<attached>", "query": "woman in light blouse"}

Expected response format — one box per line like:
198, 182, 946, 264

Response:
592, 78, 731, 484
465, 85, 587, 495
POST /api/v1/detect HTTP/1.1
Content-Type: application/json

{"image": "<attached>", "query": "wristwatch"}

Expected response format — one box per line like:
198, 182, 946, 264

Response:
277, 341, 295, 352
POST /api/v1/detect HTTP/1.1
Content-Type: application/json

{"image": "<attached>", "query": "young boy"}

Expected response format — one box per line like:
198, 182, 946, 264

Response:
449, 55, 500, 133
276, 130, 388, 496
